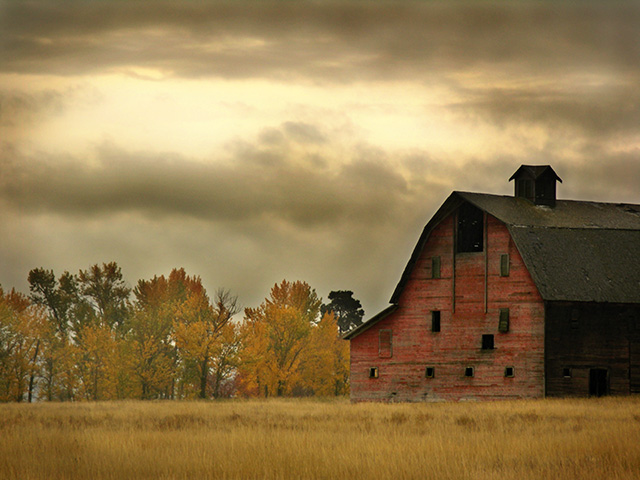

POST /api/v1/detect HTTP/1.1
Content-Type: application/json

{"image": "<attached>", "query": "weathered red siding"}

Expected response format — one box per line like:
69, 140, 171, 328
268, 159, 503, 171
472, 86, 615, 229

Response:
350, 213, 545, 402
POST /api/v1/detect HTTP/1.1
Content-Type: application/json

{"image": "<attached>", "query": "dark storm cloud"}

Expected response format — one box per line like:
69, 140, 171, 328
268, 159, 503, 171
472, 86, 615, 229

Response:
2, 2, 638, 81
0, 123, 438, 229
451, 83, 640, 140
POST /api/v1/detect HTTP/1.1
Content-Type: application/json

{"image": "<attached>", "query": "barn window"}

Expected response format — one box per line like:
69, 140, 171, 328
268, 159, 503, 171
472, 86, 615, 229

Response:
379, 330, 392, 358
432, 256, 441, 279
456, 203, 484, 253
500, 254, 510, 277
425, 367, 435, 378
504, 366, 515, 378
481, 334, 494, 350
369, 367, 379, 379
563, 367, 572, 378
516, 178, 534, 202
464, 366, 474, 377
498, 308, 510, 333
431, 311, 441, 332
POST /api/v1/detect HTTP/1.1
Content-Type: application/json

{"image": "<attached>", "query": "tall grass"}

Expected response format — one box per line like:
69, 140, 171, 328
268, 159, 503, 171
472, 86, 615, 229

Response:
1, 397, 639, 479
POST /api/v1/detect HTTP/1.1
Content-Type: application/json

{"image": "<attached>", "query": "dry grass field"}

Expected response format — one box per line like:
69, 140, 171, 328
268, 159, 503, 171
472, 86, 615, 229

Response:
1, 397, 639, 480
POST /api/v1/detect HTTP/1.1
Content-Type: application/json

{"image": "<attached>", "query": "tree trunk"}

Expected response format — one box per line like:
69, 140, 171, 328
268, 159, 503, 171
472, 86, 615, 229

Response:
199, 356, 208, 399
28, 340, 41, 403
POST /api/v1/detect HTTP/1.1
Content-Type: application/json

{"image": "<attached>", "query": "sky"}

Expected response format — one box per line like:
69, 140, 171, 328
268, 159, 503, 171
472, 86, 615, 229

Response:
1, 1, 639, 317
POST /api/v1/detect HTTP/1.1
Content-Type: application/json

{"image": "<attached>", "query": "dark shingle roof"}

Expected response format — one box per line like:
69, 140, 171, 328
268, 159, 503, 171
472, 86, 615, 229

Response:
458, 192, 640, 303
508, 165, 563, 183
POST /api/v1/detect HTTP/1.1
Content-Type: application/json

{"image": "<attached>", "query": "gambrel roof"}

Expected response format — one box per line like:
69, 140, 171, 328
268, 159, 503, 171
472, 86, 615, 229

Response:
390, 191, 640, 306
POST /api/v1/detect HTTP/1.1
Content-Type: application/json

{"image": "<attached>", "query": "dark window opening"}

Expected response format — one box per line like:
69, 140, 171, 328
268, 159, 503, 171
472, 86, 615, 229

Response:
432, 256, 441, 279
563, 367, 572, 378
379, 330, 392, 358
425, 367, 435, 378
498, 308, 510, 333
457, 203, 484, 253
431, 311, 441, 332
504, 366, 515, 378
482, 334, 494, 350
589, 368, 608, 397
516, 178, 534, 202
369, 367, 379, 379
464, 366, 474, 377
500, 254, 510, 277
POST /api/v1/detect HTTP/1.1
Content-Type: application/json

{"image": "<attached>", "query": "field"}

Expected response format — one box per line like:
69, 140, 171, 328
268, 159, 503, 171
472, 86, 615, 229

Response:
1, 397, 640, 479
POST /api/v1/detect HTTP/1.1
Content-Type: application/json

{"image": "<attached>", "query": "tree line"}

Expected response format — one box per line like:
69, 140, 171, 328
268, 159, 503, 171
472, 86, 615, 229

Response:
0, 262, 364, 402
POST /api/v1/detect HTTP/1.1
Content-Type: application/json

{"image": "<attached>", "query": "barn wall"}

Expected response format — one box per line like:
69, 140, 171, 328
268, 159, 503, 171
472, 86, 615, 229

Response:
350, 213, 545, 402
545, 303, 640, 397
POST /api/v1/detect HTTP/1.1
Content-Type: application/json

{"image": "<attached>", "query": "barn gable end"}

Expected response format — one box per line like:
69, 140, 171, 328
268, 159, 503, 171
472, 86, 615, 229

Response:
347, 165, 640, 401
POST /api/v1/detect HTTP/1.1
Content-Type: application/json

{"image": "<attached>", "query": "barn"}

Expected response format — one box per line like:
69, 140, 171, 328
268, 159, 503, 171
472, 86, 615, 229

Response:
344, 165, 640, 401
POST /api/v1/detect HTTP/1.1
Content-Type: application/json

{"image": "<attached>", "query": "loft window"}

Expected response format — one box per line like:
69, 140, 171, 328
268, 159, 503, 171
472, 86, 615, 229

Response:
464, 366, 474, 377
500, 254, 510, 277
432, 256, 441, 279
369, 367, 379, 379
379, 330, 392, 358
425, 367, 435, 378
563, 367, 572, 378
431, 311, 441, 332
498, 308, 510, 333
456, 203, 484, 253
504, 366, 515, 378
481, 334, 494, 350
517, 178, 534, 202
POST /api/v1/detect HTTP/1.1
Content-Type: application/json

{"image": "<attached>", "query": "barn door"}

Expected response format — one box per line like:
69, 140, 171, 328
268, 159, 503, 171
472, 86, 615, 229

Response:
589, 368, 608, 397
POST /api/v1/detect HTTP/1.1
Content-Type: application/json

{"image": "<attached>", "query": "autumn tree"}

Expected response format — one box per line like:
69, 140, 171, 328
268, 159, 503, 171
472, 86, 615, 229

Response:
78, 262, 131, 334
298, 311, 350, 396
173, 285, 241, 399
321, 290, 364, 334
28, 268, 83, 400
132, 268, 241, 400
240, 280, 322, 397
130, 274, 177, 399
0, 287, 48, 402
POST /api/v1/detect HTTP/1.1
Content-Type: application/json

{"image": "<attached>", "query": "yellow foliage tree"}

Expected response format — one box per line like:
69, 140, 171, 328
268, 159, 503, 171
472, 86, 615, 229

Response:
0, 288, 48, 402
240, 280, 323, 397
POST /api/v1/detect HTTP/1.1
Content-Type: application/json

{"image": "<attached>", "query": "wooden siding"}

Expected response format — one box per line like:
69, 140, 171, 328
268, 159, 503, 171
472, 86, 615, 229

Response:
350, 213, 545, 402
545, 303, 640, 397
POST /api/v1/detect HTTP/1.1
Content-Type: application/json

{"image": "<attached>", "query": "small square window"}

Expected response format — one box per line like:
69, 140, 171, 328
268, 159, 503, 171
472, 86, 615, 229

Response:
425, 366, 435, 378
464, 366, 474, 377
481, 334, 494, 350
432, 256, 441, 279
563, 367, 572, 378
431, 311, 441, 332
369, 367, 379, 379
504, 366, 515, 378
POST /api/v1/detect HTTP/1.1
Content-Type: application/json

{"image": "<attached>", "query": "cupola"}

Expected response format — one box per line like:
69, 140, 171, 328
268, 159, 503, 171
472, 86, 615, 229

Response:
509, 165, 562, 207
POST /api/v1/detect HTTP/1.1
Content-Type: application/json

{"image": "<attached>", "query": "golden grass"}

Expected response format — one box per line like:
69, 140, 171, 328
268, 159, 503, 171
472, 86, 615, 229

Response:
1, 397, 639, 479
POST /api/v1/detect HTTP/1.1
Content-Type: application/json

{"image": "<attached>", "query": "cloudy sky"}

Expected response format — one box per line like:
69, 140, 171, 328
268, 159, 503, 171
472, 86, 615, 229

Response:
1, 1, 639, 316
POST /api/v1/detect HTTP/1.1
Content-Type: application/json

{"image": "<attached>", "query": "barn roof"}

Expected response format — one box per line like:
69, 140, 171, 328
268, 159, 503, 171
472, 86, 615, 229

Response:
389, 191, 640, 306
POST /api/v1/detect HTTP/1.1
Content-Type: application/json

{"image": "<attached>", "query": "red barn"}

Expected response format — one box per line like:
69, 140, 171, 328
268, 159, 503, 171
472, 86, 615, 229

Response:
345, 165, 640, 401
